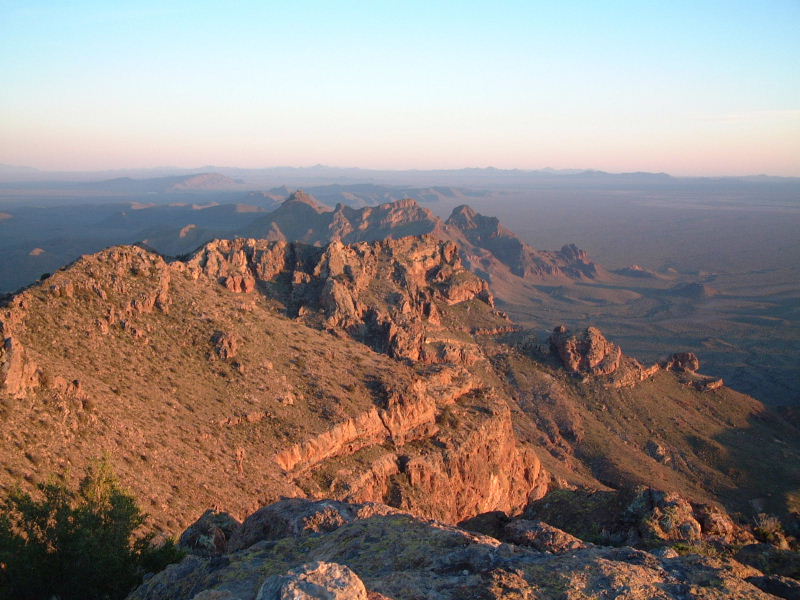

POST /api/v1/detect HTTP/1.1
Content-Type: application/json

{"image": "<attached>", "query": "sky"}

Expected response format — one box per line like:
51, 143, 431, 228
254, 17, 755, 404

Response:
1, 1, 799, 176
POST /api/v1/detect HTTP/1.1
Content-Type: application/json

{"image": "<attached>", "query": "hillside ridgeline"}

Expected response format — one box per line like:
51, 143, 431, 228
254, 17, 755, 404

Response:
1, 235, 798, 537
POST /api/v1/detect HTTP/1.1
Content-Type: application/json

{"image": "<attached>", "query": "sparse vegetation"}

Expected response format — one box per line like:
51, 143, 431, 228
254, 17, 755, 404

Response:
672, 541, 724, 558
0, 460, 183, 600
753, 513, 787, 546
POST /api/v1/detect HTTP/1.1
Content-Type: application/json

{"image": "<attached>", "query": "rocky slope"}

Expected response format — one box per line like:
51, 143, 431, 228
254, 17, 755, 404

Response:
0, 237, 543, 529
129, 497, 795, 600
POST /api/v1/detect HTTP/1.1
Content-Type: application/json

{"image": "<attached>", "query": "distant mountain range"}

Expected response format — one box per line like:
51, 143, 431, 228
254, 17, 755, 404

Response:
2, 164, 798, 187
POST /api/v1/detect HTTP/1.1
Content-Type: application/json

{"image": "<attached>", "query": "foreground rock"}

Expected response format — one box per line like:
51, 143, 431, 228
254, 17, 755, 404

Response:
129, 498, 781, 600
179, 509, 242, 556
502, 518, 589, 552
524, 487, 755, 547
257, 561, 367, 600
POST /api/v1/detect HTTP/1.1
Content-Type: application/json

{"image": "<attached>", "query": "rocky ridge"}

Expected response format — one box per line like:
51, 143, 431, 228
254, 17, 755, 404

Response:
241, 193, 602, 285
447, 204, 600, 280
1, 235, 798, 531
128, 497, 791, 600
181, 235, 505, 364
0, 237, 544, 528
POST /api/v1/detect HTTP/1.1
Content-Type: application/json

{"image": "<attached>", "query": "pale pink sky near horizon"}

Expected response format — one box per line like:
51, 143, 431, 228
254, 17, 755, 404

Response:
2, 2, 799, 177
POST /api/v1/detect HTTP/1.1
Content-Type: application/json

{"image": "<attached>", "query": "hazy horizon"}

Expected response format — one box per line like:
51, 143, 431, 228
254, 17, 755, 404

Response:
3, 161, 800, 181
2, 1, 799, 177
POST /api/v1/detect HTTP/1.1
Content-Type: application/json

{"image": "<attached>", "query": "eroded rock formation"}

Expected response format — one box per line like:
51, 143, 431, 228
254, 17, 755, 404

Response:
548, 325, 659, 387
664, 352, 701, 373
183, 235, 505, 364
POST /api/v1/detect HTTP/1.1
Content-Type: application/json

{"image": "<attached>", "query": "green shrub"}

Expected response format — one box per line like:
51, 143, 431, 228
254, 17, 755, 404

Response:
0, 460, 183, 600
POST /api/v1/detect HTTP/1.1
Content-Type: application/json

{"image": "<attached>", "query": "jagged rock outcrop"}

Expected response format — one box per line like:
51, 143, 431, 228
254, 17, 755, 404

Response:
445, 205, 530, 276
241, 195, 608, 287
0, 331, 42, 398
274, 367, 478, 473
375, 392, 548, 522
664, 352, 701, 372
211, 331, 239, 360
661, 352, 727, 392
694, 377, 725, 392
327, 197, 446, 243
556, 243, 599, 278
278, 381, 549, 524
184, 235, 505, 364
129, 499, 781, 600
550, 325, 622, 376
548, 325, 659, 387
445, 204, 602, 280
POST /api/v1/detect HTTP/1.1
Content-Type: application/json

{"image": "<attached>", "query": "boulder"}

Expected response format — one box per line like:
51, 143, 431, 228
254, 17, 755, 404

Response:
256, 562, 367, 600
228, 498, 400, 552
549, 325, 621, 376
179, 509, 242, 556
211, 331, 240, 360
503, 519, 589, 552
746, 574, 800, 600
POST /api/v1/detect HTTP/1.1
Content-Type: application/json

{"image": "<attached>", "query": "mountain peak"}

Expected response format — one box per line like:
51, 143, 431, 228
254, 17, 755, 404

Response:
389, 197, 421, 210
446, 204, 479, 228
281, 189, 330, 213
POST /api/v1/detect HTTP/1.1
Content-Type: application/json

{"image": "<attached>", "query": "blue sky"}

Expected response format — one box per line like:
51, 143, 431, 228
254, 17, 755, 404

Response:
1, 1, 798, 174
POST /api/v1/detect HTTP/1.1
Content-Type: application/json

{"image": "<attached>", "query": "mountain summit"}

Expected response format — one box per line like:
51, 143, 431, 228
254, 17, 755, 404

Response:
240, 194, 602, 286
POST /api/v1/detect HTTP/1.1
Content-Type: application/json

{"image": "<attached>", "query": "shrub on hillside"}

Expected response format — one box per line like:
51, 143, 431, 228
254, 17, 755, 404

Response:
0, 460, 183, 600
753, 513, 788, 548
